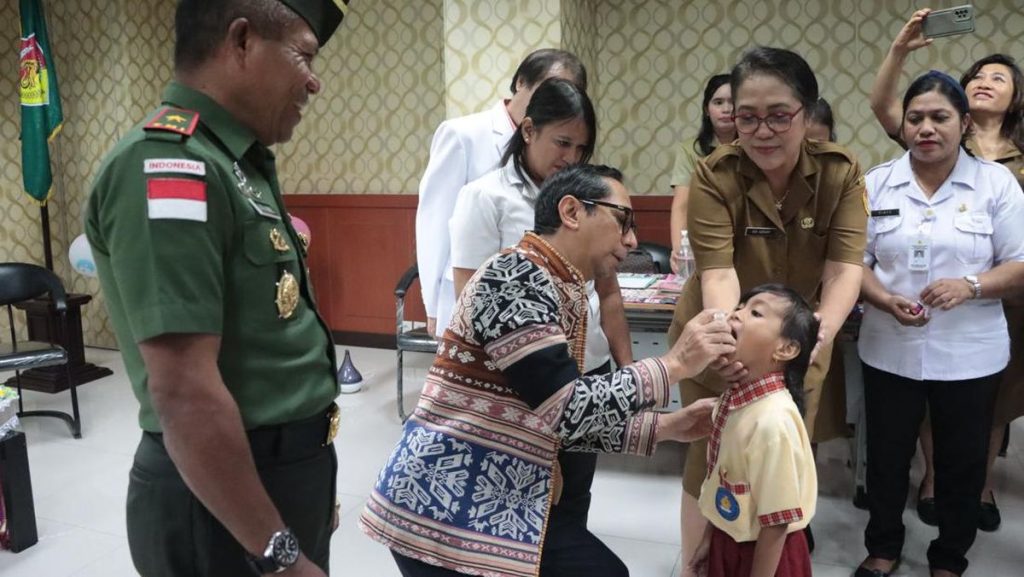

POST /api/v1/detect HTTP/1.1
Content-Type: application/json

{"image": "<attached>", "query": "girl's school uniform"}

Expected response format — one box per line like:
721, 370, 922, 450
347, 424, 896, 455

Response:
698, 372, 817, 577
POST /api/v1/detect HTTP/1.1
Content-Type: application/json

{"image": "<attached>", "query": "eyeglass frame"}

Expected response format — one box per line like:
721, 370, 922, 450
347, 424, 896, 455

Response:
577, 198, 637, 236
731, 106, 805, 135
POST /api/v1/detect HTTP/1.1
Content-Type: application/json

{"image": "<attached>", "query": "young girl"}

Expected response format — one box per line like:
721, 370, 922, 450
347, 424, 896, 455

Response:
688, 284, 819, 577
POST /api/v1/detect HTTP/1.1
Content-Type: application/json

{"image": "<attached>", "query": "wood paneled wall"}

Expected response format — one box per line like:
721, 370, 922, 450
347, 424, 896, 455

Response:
284, 194, 671, 340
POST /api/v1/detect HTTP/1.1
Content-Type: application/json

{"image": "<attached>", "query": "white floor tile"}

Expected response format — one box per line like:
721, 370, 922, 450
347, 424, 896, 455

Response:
4, 345, 1024, 576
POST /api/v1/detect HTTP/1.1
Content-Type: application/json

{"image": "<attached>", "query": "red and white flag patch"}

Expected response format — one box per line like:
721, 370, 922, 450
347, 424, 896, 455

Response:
147, 178, 207, 222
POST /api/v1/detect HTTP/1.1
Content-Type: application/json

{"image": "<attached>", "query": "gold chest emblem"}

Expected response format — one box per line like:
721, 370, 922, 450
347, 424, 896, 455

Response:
800, 217, 815, 229
269, 228, 290, 252
276, 270, 299, 319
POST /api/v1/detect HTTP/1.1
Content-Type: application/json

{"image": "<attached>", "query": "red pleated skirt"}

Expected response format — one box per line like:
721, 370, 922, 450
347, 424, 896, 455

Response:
707, 526, 811, 577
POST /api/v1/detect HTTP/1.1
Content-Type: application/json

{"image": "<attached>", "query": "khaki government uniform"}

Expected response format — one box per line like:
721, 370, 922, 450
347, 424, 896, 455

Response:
971, 138, 1024, 427
668, 140, 867, 496
86, 82, 339, 575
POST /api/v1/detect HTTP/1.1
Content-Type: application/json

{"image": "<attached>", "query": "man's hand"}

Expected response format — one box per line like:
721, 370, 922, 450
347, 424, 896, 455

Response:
710, 356, 748, 384
920, 278, 974, 311
655, 398, 716, 443
426, 316, 437, 336
662, 310, 736, 382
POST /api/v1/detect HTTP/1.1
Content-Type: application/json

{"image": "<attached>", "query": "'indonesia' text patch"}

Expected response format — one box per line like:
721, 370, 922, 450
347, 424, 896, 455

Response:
144, 158, 206, 176
147, 178, 207, 222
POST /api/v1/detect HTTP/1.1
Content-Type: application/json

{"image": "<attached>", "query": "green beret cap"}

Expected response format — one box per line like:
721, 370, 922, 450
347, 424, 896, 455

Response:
279, 0, 348, 46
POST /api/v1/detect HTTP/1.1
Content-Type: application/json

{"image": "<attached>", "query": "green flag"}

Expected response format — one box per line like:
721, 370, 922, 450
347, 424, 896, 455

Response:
19, 0, 63, 205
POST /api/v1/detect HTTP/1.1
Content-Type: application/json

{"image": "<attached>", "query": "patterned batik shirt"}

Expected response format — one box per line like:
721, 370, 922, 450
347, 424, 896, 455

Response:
360, 232, 672, 577
697, 372, 817, 543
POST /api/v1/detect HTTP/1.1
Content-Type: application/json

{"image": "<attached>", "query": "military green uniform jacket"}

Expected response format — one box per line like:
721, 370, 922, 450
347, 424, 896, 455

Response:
86, 82, 337, 432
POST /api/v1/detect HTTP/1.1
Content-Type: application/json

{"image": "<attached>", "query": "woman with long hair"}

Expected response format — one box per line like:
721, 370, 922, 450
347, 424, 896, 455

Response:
668, 74, 737, 274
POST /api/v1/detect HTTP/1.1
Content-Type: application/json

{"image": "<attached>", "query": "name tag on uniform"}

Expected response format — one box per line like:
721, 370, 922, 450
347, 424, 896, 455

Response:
908, 237, 930, 271
248, 197, 281, 220
744, 226, 778, 237
871, 208, 900, 217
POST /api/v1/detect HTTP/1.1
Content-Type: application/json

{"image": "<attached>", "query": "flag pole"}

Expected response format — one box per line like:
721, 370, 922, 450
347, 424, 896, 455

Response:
39, 204, 53, 271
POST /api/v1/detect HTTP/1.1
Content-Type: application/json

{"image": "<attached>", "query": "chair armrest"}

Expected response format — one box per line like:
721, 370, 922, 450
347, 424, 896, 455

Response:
395, 264, 419, 298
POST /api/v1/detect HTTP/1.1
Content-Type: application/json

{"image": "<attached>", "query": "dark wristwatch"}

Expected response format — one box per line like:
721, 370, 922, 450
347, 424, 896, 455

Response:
246, 528, 300, 574
964, 275, 982, 299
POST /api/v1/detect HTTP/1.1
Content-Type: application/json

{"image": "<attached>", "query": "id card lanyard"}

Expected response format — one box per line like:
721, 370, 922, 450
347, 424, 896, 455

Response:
908, 207, 936, 272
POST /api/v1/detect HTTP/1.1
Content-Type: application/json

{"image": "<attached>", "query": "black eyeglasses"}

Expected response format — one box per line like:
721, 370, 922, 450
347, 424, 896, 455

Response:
732, 106, 804, 135
578, 198, 637, 236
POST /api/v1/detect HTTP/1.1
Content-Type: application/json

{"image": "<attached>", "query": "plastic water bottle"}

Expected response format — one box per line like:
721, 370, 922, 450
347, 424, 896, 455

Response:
678, 230, 696, 279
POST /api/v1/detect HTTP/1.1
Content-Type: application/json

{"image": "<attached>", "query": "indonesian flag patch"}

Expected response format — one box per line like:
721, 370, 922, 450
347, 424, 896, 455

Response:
147, 178, 207, 222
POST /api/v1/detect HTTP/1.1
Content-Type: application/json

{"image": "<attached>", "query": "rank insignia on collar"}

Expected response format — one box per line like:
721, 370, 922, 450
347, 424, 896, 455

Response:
233, 162, 262, 199
270, 228, 291, 252
144, 107, 200, 136
297, 231, 310, 252
276, 270, 299, 319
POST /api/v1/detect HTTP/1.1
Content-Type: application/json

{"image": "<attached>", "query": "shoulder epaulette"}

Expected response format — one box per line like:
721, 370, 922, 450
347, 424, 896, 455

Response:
144, 107, 200, 140
702, 142, 742, 170
806, 140, 859, 164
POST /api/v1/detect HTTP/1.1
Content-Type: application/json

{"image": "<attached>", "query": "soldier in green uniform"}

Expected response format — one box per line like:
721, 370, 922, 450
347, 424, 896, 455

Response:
85, 1, 347, 575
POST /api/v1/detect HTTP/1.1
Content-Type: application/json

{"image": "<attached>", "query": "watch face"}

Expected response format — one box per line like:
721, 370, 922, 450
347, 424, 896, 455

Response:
272, 530, 300, 567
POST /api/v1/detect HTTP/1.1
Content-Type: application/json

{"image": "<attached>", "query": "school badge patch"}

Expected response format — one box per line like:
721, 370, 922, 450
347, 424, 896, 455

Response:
716, 486, 740, 521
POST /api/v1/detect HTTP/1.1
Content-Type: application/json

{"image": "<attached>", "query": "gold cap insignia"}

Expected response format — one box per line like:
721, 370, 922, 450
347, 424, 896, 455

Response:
276, 270, 300, 319
270, 228, 290, 252
800, 217, 815, 229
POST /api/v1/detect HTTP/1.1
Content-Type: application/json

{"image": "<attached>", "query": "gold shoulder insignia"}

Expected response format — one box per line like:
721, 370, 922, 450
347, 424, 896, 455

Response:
144, 107, 200, 136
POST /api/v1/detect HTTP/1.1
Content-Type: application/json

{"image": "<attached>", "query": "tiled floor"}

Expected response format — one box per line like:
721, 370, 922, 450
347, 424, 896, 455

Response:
3, 346, 1023, 576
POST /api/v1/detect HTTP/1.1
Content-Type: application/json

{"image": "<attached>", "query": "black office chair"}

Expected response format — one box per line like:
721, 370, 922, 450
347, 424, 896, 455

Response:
394, 265, 439, 422
619, 242, 673, 274
0, 263, 81, 438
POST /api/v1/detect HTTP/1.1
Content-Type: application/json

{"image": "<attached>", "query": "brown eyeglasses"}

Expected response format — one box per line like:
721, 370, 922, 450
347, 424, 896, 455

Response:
578, 198, 637, 236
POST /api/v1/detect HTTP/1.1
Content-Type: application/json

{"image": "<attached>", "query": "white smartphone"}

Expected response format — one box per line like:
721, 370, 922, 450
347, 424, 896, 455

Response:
922, 5, 975, 38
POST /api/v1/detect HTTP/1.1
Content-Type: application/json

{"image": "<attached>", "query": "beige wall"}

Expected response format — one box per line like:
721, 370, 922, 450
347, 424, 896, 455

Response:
3, 0, 1024, 347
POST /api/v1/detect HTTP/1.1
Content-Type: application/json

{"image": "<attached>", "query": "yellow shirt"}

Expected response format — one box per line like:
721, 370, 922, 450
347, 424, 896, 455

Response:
698, 372, 817, 542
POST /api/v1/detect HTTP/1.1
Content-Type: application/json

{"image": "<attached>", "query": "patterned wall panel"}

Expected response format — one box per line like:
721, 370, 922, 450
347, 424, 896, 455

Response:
278, 1, 446, 195
443, 0, 563, 118
593, 0, 1024, 195
560, 0, 599, 91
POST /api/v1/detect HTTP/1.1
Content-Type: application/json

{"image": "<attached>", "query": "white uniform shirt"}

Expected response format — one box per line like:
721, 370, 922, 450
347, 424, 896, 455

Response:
859, 149, 1024, 381
449, 160, 612, 372
416, 101, 516, 337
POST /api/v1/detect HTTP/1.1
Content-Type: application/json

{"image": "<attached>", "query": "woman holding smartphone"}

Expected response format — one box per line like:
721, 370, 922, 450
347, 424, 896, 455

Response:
667, 46, 867, 575
870, 8, 1024, 531
858, 70, 1024, 577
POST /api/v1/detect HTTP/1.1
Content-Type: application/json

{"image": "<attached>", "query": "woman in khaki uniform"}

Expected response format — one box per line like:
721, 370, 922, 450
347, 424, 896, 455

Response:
668, 47, 867, 574
870, 8, 1024, 531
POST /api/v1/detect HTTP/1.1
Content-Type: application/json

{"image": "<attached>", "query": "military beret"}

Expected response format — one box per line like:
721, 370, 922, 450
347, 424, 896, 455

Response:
278, 0, 348, 46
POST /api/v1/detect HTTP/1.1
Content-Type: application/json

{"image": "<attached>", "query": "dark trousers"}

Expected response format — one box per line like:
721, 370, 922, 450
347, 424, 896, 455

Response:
126, 421, 338, 577
392, 514, 628, 577
862, 363, 999, 575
